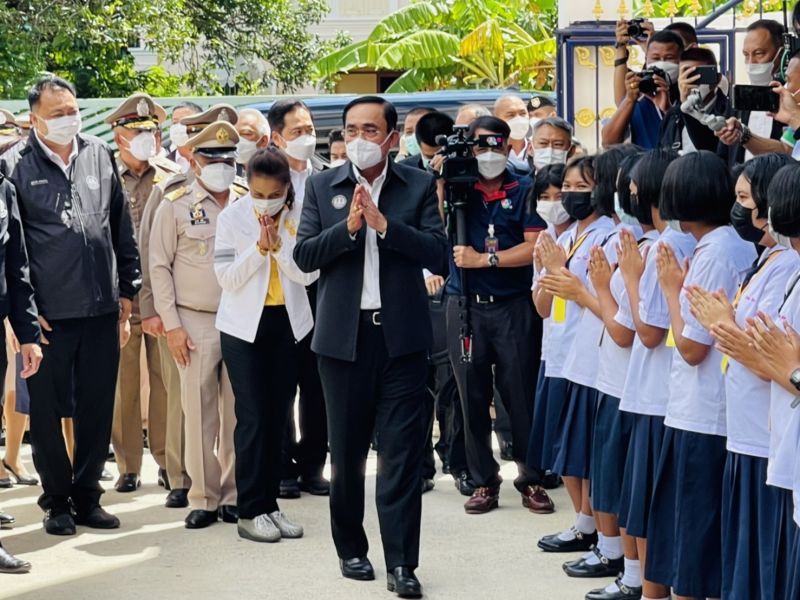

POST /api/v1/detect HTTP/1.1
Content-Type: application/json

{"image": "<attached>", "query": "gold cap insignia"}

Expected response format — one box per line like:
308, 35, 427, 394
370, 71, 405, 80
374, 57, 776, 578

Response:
531, 97, 541, 108
219, 109, 230, 123
216, 127, 230, 143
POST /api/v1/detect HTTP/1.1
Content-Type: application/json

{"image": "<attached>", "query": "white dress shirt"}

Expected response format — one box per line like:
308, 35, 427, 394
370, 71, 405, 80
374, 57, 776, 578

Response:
353, 161, 388, 310
34, 131, 78, 175
290, 161, 313, 208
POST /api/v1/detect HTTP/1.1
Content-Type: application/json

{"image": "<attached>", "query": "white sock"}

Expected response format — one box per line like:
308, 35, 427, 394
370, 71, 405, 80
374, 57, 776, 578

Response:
603, 535, 623, 560
576, 512, 596, 534
621, 558, 642, 588
556, 526, 577, 542
641, 597, 670, 600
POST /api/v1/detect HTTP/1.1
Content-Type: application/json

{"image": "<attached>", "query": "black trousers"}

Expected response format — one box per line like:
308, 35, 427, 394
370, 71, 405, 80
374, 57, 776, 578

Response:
446, 295, 539, 491
27, 313, 119, 511
221, 307, 300, 519
318, 317, 426, 570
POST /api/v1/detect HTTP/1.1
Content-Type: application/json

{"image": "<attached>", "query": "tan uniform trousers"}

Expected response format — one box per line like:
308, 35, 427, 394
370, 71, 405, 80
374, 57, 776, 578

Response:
112, 322, 167, 474
158, 334, 191, 490
177, 308, 236, 510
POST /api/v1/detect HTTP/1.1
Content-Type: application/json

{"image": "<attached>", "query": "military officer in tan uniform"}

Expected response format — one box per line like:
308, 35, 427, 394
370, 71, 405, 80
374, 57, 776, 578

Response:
105, 93, 179, 494
149, 120, 238, 529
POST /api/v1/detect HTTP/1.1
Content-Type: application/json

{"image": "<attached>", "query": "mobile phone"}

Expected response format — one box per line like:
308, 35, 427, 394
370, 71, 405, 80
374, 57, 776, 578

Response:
732, 84, 780, 113
693, 65, 718, 85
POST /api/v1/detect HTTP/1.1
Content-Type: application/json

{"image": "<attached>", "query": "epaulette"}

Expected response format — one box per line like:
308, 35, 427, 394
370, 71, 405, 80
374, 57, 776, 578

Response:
151, 154, 182, 175
165, 186, 187, 202
232, 176, 249, 199
158, 171, 187, 192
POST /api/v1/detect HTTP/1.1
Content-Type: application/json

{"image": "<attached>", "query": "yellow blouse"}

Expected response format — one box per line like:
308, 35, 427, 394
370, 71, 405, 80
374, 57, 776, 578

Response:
265, 256, 285, 306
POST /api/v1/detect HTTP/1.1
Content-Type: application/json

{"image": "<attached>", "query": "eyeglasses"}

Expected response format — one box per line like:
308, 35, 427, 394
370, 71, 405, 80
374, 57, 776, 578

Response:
344, 126, 386, 140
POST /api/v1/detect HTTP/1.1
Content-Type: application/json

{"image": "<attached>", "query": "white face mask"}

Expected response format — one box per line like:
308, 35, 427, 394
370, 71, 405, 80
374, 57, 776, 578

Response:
176, 154, 191, 174
329, 158, 347, 168
536, 200, 570, 225
39, 113, 81, 146
647, 60, 679, 84
747, 61, 775, 86
169, 123, 189, 148
346, 135, 390, 171
199, 162, 236, 193
529, 117, 541, 131
252, 194, 287, 217
477, 151, 508, 179
768, 208, 794, 249
283, 134, 316, 162
507, 115, 530, 140
127, 131, 156, 161
614, 192, 639, 226
533, 147, 568, 170
666, 219, 683, 233
236, 137, 259, 165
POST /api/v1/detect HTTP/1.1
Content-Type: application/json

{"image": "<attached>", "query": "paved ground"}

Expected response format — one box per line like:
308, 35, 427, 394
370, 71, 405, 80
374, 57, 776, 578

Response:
0, 445, 610, 600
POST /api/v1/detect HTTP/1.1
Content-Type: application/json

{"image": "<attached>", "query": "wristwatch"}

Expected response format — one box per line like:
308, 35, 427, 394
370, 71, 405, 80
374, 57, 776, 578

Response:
740, 124, 752, 144
790, 368, 800, 392
488, 253, 499, 268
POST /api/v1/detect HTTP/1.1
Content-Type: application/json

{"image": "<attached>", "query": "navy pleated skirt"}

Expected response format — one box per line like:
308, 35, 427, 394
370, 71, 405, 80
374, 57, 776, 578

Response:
775, 488, 797, 600
721, 452, 785, 600
618, 413, 665, 537
645, 426, 726, 598
552, 382, 598, 480
589, 394, 632, 514
785, 520, 800, 600
526, 363, 568, 473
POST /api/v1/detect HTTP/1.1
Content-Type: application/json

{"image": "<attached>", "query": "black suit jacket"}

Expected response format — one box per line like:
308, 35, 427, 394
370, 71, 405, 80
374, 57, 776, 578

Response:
716, 108, 785, 169
294, 160, 447, 362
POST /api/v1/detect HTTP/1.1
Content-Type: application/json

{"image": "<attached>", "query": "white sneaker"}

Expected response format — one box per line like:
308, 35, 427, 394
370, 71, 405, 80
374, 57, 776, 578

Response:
237, 514, 281, 543
268, 511, 303, 538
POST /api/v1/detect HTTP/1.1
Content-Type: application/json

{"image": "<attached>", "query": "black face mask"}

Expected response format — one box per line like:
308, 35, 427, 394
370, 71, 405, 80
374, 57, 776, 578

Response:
561, 191, 594, 221
730, 202, 765, 244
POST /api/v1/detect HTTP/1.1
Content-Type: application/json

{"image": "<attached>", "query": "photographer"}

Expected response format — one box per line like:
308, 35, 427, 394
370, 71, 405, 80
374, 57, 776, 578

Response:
443, 116, 547, 515
602, 30, 684, 149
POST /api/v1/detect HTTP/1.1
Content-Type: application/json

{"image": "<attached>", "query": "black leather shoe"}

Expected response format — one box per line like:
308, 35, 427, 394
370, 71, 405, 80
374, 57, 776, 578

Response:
454, 471, 476, 496
421, 479, 435, 494
279, 478, 301, 499
537, 528, 598, 553
0, 511, 15, 526
298, 475, 330, 496
339, 557, 375, 581
219, 505, 238, 523
74, 505, 120, 529
158, 468, 170, 490
115, 473, 140, 493
387, 566, 422, 598
564, 547, 623, 577
586, 577, 643, 600
165, 488, 189, 508
185, 509, 218, 529
43, 510, 75, 536
542, 471, 562, 490
0, 544, 30, 573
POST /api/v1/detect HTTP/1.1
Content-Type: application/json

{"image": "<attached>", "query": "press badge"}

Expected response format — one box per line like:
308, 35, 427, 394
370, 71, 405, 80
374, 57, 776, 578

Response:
485, 224, 498, 254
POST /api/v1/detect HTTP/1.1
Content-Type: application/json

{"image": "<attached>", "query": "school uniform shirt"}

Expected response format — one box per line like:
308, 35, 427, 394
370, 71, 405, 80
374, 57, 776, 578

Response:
664, 226, 757, 436
726, 246, 800, 458
596, 228, 659, 398
562, 222, 641, 388
534, 223, 575, 362
544, 216, 615, 379
618, 228, 697, 416
767, 271, 800, 491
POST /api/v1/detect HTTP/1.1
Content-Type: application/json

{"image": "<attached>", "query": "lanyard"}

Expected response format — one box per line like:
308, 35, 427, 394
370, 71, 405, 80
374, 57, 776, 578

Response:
779, 270, 800, 313
565, 232, 590, 268
483, 199, 501, 227
733, 249, 784, 309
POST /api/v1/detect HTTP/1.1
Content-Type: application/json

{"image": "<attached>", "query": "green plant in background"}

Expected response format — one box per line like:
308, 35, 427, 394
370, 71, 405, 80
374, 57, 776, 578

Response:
312, 0, 558, 93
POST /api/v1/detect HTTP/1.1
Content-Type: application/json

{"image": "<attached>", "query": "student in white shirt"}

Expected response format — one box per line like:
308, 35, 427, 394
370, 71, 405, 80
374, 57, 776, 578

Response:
685, 154, 798, 600
214, 148, 318, 544
533, 155, 615, 554
645, 150, 757, 599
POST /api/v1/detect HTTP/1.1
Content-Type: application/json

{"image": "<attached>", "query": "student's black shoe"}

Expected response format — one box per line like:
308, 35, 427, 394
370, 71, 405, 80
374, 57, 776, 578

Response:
563, 547, 623, 578
585, 578, 643, 600
542, 471, 562, 489
537, 527, 598, 553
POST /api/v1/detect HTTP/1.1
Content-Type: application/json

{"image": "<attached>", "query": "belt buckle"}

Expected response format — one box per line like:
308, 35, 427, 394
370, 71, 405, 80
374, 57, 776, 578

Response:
371, 311, 381, 326
475, 294, 493, 304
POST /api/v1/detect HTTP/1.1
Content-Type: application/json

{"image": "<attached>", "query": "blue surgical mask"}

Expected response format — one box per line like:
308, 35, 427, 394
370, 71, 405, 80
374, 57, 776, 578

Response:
614, 192, 639, 227
666, 219, 683, 233
402, 133, 420, 157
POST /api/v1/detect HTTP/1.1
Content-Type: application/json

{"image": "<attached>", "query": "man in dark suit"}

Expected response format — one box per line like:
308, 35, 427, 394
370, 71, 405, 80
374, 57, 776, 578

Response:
294, 96, 446, 599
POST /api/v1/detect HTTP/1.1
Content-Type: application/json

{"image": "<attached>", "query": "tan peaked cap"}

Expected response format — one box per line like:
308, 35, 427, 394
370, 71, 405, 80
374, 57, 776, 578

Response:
104, 92, 167, 129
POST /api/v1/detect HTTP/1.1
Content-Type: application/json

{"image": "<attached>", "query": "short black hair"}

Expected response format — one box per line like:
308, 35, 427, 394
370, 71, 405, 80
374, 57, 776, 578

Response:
647, 30, 685, 52
629, 148, 679, 226
680, 47, 717, 66
665, 22, 698, 46
592, 144, 642, 217
268, 99, 312, 133
466, 115, 510, 140
742, 152, 795, 218
247, 147, 295, 209
529, 163, 565, 215
660, 150, 733, 225
564, 155, 596, 188
172, 101, 202, 116
616, 152, 645, 221
328, 129, 344, 145
768, 164, 800, 236
415, 111, 454, 147
28, 75, 76, 110
746, 19, 785, 50
532, 116, 573, 138
342, 96, 398, 132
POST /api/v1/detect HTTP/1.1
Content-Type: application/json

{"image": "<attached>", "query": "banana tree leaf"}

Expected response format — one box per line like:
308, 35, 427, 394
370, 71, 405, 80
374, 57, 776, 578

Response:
375, 30, 460, 70
312, 40, 368, 79
460, 19, 504, 58
368, 3, 440, 43
385, 68, 431, 92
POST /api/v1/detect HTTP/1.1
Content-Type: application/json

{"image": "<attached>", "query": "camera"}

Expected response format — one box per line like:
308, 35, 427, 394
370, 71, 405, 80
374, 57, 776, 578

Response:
638, 66, 667, 97
436, 125, 479, 187
627, 18, 646, 40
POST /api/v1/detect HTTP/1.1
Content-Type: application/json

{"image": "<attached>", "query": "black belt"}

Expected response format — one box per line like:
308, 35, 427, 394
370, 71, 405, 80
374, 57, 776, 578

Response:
360, 310, 382, 326
470, 292, 528, 305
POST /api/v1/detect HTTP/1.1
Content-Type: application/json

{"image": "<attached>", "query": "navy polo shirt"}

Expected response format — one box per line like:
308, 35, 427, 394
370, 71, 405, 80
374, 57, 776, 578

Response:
630, 98, 663, 150
446, 169, 545, 297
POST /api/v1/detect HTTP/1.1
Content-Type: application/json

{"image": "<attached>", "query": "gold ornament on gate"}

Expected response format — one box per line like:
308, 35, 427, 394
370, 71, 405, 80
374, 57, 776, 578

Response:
599, 46, 617, 67
642, 0, 655, 18
593, 0, 604, 20
666, 0, 678, 17
575, 47, 596, 69
617, 0, 628, 18
575, 109, 597, 128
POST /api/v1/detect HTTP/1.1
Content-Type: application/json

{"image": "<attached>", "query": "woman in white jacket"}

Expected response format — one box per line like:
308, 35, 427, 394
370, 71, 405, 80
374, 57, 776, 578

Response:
214, 148, 319, 544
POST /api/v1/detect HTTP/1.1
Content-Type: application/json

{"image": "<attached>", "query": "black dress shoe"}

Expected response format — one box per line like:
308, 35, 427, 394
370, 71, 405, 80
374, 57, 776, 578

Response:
185, 509, 218, 529
115, 473, 140, 493
165, 488, 189, 508
219, 505, 238, 523
586, 577, 643, 600
454, 471, 475, 496
542, 471, 562, 489
0, 511, 15, 526
279, 478, 301, 499
339, 556, 375, 581
564, 546, 623, 578
158, 468, 170, 490
74, 505, 120, 529
499, 441, 514, 461
387, 566, 422, 598
0, 544, 30, 573
298, 475, 330, 496
421, 478, 435, 494
2, 461, 37, 486
43, 510, 76, 536
537, 528, 598, 553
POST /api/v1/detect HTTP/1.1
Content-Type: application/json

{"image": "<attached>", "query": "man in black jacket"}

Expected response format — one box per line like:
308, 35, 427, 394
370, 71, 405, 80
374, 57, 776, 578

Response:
1, 76, 141, 536
294, 96, 446, 598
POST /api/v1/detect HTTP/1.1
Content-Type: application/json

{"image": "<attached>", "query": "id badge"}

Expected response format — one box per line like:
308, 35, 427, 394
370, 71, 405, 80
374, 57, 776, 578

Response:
552, 296, 567, 323
485, 224, 499, 254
